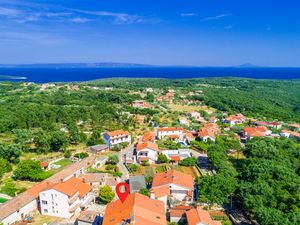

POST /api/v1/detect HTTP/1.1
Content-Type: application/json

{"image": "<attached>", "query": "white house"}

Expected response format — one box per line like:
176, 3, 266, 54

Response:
161, 150, 192, 161
157, 127, 186, 140
104, 130, 131, 147
150, 170, 194, 208
39, 177, 93, 219
223, 114, 245, 126
136, 141, 160, 164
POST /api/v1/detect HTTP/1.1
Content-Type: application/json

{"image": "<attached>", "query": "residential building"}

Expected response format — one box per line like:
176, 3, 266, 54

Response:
150, 170, 194, 208
179, 117, 190, 126
104, 130, 131, 147
170, 205, 193, 223
253, 121, 282, 129
76, 210, 102, 225
280, 130, 300, 142
39, 177, 93, 219
186, 206, 222, 225
0, 156, 95, 225
198, 123, 221, 142
161, 149, 192, 162
141, 131, 156, 142
188, 111, 205, 123
146, 87, 153, 92
210, 117, 218, 124
102, 193, 166, 225
89, 144, 109, 154
289, 124, 300, 132
79, 173, 119, 191
223, 114, 245, 126
136, 141, 159, 164
132, 100, 152, 109
129, 175, 146, 193
243, 126, 271, 139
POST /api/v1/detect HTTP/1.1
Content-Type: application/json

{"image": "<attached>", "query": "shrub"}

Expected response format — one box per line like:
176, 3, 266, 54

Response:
179, 157, 197, 166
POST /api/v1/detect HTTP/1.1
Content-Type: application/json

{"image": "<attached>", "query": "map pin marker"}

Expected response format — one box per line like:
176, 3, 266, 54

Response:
116, 182, 130, 203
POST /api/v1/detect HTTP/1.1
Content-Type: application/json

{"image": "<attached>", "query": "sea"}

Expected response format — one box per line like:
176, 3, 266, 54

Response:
0, 67, 300, 83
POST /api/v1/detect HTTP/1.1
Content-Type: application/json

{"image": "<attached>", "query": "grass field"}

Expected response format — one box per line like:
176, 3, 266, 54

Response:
168, 104, 214, 113
53, 158, 73, 167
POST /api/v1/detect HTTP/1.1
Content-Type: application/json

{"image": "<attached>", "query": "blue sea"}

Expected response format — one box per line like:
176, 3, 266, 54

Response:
0, 67, 300, 83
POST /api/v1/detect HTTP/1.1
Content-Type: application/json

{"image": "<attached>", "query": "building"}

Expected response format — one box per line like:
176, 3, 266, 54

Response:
0, 156, 95, 225
170, 205, 193, 223
156, 91, 174, 104
104, 130, 131, 147
289, 124, 300, 132
102, 193, 166, 225
39, 177, 93, 219
146, 87, 153, 92
198, 123, 221, 142
141, 131, 156, 142
280, 130, 300, 142
157, 127, 185, 140
186, 206, 222, 225
210, 117, 218, 124
79, 173, 119, 191
161, 150, 192, 162
243, 126, 271, 139
253, 121, 281, 129
129, 175, 147, 193
188, 111, 206, 123
223, 114, 245, 126
136, 141, 160, 164
179, 117, 190, 126
150, 170, 194, 208
89, 144, 109, 154
132, 100, 153, 109
76, 210, 102, 225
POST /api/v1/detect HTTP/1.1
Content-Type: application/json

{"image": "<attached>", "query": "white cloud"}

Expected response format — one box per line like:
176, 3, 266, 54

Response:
0, 6, 22, 17
70, 17, 90, 23
202, 14, 230, 21
181, 13, 198, 17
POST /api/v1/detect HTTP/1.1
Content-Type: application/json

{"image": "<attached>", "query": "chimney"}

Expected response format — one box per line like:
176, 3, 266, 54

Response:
196, 203, 201, 209
60, 178, 63, 183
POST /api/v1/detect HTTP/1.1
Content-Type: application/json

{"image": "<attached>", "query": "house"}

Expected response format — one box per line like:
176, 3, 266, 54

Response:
89, 144, 109, 154
198, 123, 221, 142
253, 121, 282, 129
210, 117, 218, 124
170, 205, 193, 223
102, 193, 166, 225
39, 177, 93, 219
132, 100, 153, 109
156, 91, 174, 104
157, 127, 185, 140
188, 111, 205, 123
179, 117, 190, 126
134, 115, 146, 124
150, 170, 194, 208
76, 210, 102, 225
141, 131, 156, 142
104, 130, 131, 148
223, 114, 245, 126
161, 150, 192, 162
136, 142, 160, 164
40, 162, 49, 170
79, 173, 119, 191
186, 206, 222, 225
289, 124, 300, 132
146, 87, 153, 92
243, 126, 271, 139
129, 175, 146, 193
280, 130, 300, 142
0, 156, 95, 225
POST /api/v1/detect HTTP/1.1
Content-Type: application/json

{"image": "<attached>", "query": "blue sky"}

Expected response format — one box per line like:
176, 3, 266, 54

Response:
0, 0, 300, 66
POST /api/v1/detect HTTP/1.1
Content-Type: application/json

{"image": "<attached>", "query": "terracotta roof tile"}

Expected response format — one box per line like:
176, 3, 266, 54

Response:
52, 177, 91, 198
136, 142, 159, 151
106, 130, 130, 137
186, 207, 222, 225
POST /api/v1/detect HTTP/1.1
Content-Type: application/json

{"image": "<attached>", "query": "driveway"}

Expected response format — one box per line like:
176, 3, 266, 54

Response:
117, 143, 135, 180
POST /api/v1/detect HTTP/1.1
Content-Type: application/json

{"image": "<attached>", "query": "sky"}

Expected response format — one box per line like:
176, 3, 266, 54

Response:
0, 0, 300, 66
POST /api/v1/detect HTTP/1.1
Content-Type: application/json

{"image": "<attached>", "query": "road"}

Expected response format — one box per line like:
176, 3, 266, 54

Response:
117, 143, 135, 180
189, 149, 213, 176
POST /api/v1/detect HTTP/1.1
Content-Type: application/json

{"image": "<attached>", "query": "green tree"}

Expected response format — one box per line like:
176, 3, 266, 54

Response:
139, 188, 150, 197
33, 131, 50, 153
157, 154, 169, 163
49, 130, 68, 151
13, 160, 50, 181
107, 155, 119, 165
0, 158, 12, 178
179, 157, 197, 166
98, 185, 115, 204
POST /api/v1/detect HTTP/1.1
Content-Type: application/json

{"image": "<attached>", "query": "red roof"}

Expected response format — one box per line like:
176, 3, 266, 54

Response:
142, 131, 156, 142
152, 170, 194, 190
225, 114, 245, 122
157, 127, 184, 132
171, 155, 180, 161
52, 177, 92, 198
243, 126, 268, 137
198, 123, 220, 139
40, 162, 49, 168
103, 193, 166, 225
169, 134, 179, 139
136, 142, 159, 151
106, 130, 130, 137
186, 207, 222, 225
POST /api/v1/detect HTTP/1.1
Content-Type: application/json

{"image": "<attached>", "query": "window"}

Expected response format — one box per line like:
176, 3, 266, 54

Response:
42, 200, 48, 205
44, 209, 48, 213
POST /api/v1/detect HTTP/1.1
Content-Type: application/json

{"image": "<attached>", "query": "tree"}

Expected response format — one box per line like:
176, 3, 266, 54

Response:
74, 152, 89, 159
49, 130, 68, 151
98, 185, 115, 204
127, 164, 139, 173
157, 154, 169, 163
13, 160, 51, 181
139, 188, 150, 197
68, 122, 81, 144
0, 144, 22, 163
179, 157, 197, 166
86, 129, 103, 146
107, 155, 119, 165
33, 131, 50, 153
0, 158, 12, 178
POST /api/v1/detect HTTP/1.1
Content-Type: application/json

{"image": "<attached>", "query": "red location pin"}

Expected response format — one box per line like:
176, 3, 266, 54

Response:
115, 182, 130, 203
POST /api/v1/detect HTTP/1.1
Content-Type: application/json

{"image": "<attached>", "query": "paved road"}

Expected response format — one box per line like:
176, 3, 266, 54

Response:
189, 149, 213, 176
118, 143, 135, 180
